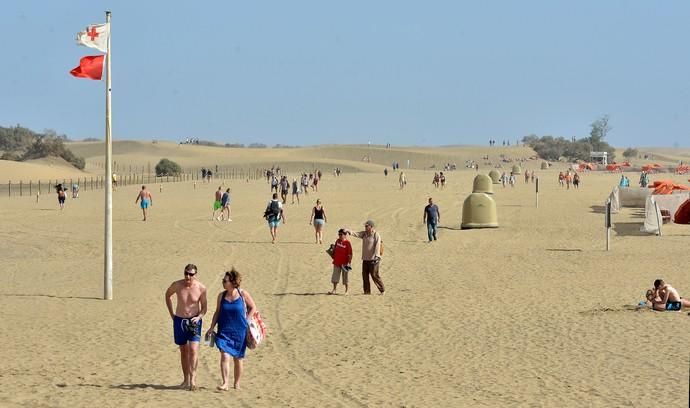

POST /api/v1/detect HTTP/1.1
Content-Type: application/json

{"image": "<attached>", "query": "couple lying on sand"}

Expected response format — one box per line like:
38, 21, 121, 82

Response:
645, 279, 690, 311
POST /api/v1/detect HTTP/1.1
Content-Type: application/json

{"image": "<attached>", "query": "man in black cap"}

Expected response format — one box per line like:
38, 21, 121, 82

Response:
346, 220, 384, 295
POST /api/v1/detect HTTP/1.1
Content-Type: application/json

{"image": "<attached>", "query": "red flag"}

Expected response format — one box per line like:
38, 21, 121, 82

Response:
70, 55, 104, 80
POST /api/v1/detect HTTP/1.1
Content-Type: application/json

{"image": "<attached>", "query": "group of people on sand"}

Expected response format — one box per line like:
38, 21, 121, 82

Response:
644, 279, 690, 312
327, 220, 385, 296
212, 186, 232, 221
431, 172, 446, 189
165, 264, 258, 391
558, 170, 580, 189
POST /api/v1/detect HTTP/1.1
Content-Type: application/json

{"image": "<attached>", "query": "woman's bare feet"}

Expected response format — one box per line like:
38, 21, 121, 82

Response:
217, 384, 229, 391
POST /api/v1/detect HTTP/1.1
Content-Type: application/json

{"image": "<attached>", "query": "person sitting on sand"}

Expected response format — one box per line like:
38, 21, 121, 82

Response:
645, 279, 690, 311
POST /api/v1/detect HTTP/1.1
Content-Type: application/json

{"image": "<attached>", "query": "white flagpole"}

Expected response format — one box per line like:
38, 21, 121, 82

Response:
104, 10, 113, 300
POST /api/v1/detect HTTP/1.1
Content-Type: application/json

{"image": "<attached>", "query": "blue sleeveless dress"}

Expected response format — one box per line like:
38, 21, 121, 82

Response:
215, 290, 248, 358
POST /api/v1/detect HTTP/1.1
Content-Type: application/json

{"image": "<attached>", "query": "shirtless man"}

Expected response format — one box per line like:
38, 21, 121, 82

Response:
646, 279, 690, 311
135, 185, 153, 221
165, 264, 208, 390
212, 186, 223, 220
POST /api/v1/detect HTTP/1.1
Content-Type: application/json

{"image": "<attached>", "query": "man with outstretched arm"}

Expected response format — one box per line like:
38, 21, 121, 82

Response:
346, 220, 384, 295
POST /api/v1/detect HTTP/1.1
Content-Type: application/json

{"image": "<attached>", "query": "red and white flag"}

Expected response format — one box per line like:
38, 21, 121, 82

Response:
76, 23, 109, 53
70, 55, 105, 80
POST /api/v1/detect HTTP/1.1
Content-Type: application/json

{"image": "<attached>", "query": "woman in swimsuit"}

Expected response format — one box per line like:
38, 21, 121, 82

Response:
309, 199, 328, 244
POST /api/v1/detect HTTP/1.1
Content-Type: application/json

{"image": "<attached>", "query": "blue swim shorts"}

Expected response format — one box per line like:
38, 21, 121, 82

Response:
140, 199, 150, 209
268, 219, 281, 228
173, 316, 202, 345
665, 301, 682, 311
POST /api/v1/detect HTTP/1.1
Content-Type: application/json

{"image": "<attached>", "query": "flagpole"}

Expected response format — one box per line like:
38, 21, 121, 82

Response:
104, 10, 113, 300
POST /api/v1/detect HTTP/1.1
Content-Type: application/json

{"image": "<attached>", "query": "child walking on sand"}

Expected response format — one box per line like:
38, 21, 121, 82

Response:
328, 229, 352, 295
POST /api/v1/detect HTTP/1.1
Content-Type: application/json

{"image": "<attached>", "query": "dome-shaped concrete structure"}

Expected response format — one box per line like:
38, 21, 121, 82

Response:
511, 164, 522, 175
488, 169, 501, 184
472, 174, 493, 194
540, 161, 549, 170
461, 193, 498, 229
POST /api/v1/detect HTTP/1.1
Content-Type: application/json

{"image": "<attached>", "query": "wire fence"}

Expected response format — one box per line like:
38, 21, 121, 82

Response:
2, 166, 270, 198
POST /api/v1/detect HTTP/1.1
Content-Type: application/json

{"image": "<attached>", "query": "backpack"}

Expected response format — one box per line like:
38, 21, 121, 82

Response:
264, 200, 281, 219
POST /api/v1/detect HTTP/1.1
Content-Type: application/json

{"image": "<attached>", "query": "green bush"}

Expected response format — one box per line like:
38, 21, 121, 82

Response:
155, 158, 182, 176
622, 147, 638, 159
1, 151, 20, 161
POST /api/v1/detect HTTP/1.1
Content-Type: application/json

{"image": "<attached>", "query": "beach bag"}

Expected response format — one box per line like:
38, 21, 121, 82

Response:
245, 312, 267, 349
238, 289, 267, 349
264, 200, 280, 219
326, 243, 335, 259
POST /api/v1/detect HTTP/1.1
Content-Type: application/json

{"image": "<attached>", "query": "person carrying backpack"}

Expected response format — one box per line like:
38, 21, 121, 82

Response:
264, 193, 286, 243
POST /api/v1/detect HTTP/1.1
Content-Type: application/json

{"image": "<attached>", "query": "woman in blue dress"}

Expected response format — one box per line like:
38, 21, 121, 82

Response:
205, 268, 257, 390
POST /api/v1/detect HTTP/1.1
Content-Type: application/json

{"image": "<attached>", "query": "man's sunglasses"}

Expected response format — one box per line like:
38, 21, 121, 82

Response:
184, 271, 196, 277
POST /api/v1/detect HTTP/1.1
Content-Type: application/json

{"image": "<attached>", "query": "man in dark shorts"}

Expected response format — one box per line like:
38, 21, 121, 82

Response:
221, 188, 232, 221
647, 279, 690, 311
165, 264, 208, 390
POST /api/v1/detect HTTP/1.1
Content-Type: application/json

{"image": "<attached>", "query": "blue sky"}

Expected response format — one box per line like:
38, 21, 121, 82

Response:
2, 1, 690, 147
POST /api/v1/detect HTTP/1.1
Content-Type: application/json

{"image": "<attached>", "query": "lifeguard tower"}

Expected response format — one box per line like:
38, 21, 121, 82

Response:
590, 151, 608, 166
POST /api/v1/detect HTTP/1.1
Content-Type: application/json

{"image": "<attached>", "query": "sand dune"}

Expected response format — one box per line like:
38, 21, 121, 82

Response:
1, 144, 690, 407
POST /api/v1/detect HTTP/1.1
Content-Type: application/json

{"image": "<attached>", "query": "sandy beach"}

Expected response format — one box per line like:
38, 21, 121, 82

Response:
1, 142, 689, 407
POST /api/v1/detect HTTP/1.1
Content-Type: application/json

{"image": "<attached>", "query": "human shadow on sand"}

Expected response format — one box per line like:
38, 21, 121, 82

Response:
437, 226, 463, 231
0, 293, 101, 301
222, 240, 319, 245
109, 383, 193, 391
273, 292, 331, 297
612, 222, 649, 237
579, 304, 647, 315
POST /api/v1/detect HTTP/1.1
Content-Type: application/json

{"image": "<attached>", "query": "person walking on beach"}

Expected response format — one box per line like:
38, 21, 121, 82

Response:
329, 229, 352, 295
165, 264, 208, 391
135, 185, 153, 221
291, 178, 300, 204
264, 192, 286, 243
213, 186, 223, 220
309, 199, 327, 244
56, 184, 66, 210
423, 197, 440, 242
221, 188, 232, 221
301, 174, 309, 195
399, 171, 406, 190
205, 268, 257, 390
346, 220, 384, 295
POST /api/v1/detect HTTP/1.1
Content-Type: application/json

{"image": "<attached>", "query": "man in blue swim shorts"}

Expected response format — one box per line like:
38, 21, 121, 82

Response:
647, 279, 690, 312
165, 264, 208, 390
135, 185, 153, 221
264, 193, 286, 243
